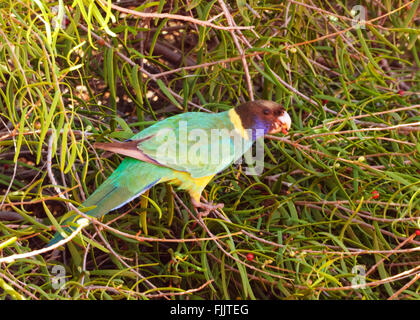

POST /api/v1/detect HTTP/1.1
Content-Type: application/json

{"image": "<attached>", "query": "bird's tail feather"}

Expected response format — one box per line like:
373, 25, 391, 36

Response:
48, 159, 166, 246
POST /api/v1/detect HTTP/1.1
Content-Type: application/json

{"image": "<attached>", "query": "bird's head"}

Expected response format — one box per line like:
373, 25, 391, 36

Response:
234, 100, 291, 138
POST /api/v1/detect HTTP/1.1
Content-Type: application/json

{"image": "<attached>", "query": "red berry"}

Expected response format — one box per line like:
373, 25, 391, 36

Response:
415, 230, 420, 236
246, 253, 254, 261
322, 99, 328, 105
397, 90, 404, 96
97, 38, 106, 46
372, 190, 379, 199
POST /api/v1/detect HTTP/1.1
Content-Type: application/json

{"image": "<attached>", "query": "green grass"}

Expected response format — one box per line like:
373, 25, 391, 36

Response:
0, 0, 419, 300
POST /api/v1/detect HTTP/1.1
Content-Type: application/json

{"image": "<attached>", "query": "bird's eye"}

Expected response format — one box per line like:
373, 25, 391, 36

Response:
263, 109, 270, 115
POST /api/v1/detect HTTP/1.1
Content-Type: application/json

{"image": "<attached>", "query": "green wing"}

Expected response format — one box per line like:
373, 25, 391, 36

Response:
132, 111, 251, 178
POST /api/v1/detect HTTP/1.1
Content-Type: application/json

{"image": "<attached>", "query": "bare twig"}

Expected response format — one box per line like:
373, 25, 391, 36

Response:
77, 24, 210, 112
365, 233, 418, 278
387, 273, 420, 300
294, 122, 420, 143
98, 0, 254, 31
217, 0, 254, 100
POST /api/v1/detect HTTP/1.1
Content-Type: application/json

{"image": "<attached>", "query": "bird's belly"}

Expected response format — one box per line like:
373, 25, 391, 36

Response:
168, 171, 215, 201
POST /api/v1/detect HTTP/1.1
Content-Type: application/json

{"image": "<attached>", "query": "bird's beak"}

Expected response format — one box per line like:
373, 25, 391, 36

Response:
269, 111, 291, 135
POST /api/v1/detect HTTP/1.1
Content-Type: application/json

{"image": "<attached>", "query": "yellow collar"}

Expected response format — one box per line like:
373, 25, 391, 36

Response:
228, 109, 249, 140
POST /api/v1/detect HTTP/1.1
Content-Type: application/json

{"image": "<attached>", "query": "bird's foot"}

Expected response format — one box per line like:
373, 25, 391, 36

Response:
191, 198, 224, 217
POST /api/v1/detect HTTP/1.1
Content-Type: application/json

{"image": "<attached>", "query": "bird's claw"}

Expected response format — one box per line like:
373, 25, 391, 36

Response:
191, 198, 224, 217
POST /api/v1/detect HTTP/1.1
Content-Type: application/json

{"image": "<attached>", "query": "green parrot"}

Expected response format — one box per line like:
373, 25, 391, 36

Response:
49, 100, 291, 245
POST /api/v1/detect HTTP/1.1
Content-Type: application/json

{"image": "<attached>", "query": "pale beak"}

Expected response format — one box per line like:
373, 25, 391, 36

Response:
269, 111, 291, 135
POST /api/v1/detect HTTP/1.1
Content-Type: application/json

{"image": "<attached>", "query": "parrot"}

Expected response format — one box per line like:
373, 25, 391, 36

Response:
49, 100, 291, 245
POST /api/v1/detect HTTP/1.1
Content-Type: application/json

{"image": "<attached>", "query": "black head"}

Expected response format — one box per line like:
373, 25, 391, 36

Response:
234, 100, 291, 137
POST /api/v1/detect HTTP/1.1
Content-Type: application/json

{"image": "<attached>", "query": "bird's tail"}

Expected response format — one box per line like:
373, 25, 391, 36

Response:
48, 158, 167, 246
